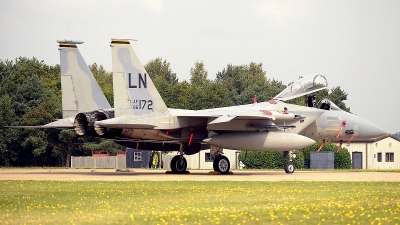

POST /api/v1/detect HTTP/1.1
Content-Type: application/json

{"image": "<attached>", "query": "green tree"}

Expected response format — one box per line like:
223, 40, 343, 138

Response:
145, 57, 178, 85
153, 75, 175, 107
237, 63, 269, 103
57, 130, 79, 167
215, 64, 246, 105
0, 94, 19, 166
0, 57, 60, 166
190, 61, 208, 88
188, 62, 232, 110
216, 63, 285, 105
265, 78, 286, 101
328, 87, 351, 112
168, 81, 191, 109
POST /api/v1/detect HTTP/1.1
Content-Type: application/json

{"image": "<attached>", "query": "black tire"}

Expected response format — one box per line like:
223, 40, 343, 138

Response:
213, 155, 230, 174
170, 155, 178, 172
284, 161, 295, 174
170, 155, 187, 172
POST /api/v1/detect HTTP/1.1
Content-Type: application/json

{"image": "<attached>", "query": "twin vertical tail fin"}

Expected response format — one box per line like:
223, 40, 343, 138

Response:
110, 39, 170, 118
58, 40, 113, 135
10, 40, 112, 130
58, 40, 111, 118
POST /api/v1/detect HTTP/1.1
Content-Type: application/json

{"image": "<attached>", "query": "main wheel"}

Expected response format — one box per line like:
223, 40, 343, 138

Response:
213, 155, 230, 174
284, 161, 295, 174
170, 155, 187, 173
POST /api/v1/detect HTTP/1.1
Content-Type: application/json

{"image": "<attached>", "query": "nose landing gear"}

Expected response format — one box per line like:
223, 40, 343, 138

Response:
283, 150, 296, 174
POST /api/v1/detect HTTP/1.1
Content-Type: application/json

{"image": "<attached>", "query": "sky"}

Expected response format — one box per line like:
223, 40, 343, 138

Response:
1, 0, 399, 134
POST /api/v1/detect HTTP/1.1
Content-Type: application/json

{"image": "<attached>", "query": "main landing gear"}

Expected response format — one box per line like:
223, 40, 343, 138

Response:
170, 155, 187, 173
170, 143, 188, 173
210, 146, 231, 174
213, 155, 230, 174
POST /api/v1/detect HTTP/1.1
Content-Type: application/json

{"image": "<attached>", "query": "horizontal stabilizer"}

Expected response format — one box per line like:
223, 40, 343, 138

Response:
5, 126, 46, 128
6, 118, 74, 129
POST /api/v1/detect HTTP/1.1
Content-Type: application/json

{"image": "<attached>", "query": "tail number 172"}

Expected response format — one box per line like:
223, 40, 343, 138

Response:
132, 99, 153, 110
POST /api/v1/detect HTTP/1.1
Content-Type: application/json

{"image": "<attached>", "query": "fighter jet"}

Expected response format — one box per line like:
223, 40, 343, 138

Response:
91, 39, 386, 174
9, 39, 386, 174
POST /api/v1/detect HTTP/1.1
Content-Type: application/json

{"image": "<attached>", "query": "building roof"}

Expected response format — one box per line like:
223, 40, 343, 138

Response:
364, 133, 400, 143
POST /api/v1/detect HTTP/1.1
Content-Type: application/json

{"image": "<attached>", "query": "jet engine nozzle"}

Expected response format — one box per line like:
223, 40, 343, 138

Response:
94, 110, 122, 137
74, 112, 92, 135
74, 110, 119, 136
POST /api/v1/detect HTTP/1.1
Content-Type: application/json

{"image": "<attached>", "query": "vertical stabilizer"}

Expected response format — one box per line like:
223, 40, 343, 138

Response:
110, 39, 170, 118
58, 40, 111, 118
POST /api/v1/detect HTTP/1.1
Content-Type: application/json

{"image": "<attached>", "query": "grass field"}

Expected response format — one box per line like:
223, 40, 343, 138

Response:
0, 181, 399, 225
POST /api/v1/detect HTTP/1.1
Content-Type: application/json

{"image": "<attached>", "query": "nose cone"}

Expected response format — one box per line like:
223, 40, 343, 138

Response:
360, 118, 387, 140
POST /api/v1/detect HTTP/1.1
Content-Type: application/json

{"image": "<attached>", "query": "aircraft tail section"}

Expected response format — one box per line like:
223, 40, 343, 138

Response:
110, 39, 170, 118
58, 40, 111, 118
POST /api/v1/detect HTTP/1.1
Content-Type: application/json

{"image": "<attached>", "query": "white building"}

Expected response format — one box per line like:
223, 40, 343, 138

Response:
343, 134, 400, 169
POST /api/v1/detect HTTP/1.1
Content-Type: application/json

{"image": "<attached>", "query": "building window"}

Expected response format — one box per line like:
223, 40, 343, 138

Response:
385, 152, 394, 162
377, 152, 382, 162
134, 152, 142, 161
205, 153, 215, 162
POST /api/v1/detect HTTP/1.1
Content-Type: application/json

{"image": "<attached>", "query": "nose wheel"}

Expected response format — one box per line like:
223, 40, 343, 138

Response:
284, 161, 294, 174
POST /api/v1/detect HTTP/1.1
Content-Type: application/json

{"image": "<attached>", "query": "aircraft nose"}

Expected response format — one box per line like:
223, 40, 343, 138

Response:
361, 118, 386, 139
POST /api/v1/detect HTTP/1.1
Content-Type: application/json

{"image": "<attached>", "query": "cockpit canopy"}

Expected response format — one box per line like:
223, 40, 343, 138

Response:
273, 74, 328, 101
318, 98, 342, 111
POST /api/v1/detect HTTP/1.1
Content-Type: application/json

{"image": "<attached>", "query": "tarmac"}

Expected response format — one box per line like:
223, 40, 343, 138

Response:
1, 169, 400, 182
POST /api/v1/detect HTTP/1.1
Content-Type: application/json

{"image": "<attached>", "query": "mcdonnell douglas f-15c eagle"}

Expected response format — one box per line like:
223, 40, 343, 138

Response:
10, 39, 386, 174
97, 38, 386, 174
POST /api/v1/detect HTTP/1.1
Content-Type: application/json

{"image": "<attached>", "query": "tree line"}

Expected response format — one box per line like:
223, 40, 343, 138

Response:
0, 57, 351, 167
